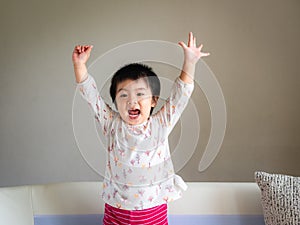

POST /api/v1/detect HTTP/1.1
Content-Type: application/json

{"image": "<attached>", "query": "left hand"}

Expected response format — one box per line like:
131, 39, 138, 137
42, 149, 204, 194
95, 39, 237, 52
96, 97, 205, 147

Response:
178, 32, 210, 65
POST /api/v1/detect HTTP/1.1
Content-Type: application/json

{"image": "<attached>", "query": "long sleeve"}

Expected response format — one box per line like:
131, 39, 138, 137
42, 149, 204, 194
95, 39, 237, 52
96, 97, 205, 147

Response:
154, 77, 194, 134
77, 75, 116, 136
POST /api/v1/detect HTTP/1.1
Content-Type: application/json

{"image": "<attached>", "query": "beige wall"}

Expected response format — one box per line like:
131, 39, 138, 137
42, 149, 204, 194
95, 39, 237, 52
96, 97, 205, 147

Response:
0, 0, 299, 186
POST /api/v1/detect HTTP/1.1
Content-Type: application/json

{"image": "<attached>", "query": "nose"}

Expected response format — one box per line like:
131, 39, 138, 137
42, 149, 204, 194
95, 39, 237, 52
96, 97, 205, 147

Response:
127, 95, 137, 105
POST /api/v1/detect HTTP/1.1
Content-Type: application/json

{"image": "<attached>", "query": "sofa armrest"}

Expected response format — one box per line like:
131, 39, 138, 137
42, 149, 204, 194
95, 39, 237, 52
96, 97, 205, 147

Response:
0, 186, 34, 225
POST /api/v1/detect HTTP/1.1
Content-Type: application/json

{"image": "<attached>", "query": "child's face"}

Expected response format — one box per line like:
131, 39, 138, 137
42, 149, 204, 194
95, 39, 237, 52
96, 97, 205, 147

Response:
115, 78, 157, 125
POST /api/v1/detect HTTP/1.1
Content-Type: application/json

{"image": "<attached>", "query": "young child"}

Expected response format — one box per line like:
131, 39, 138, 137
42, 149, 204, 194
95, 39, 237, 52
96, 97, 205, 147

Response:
72, 32, 209, 225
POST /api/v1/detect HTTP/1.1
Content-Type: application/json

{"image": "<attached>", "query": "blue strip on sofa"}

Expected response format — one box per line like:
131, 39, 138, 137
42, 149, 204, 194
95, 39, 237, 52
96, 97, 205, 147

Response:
34, 214, 265, 225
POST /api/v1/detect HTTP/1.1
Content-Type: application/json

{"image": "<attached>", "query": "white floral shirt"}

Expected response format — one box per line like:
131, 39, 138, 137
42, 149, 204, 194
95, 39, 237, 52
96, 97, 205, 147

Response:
78, 75, 194, 210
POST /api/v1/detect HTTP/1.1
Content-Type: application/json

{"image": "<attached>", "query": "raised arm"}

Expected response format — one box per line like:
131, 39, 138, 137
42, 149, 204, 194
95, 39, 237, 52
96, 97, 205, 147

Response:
72, 45, 93, 83
178, 32, 210, 83
72, 45, 115, 136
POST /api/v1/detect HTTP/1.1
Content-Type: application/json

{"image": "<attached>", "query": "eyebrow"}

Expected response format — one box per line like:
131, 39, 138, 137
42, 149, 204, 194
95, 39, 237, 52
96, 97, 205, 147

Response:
117, 87, 147, 93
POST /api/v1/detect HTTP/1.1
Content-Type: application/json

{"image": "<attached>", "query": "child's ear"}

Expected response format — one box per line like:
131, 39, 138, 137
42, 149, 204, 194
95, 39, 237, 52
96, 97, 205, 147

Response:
151, 96, 159, 107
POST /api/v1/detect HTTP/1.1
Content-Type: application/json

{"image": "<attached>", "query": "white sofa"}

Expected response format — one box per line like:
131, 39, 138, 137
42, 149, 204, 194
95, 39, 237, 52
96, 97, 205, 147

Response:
0, 182, 264, 225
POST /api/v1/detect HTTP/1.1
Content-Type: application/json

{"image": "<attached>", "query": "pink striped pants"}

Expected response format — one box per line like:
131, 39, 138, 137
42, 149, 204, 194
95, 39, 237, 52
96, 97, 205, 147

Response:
103, 203, 168, 225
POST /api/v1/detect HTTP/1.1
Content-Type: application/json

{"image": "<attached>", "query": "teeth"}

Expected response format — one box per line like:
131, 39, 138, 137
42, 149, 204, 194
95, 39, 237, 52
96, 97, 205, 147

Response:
128, 109, 140, 120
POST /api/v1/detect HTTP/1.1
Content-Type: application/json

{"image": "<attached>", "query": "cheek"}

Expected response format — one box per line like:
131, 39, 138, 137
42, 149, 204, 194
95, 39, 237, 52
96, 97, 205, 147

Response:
140, 99, 153, 110
115, 99, 126, 111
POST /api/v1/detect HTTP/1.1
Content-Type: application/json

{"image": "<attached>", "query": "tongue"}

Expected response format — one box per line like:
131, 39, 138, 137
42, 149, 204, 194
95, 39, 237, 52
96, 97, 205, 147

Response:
129, 109, 140, 115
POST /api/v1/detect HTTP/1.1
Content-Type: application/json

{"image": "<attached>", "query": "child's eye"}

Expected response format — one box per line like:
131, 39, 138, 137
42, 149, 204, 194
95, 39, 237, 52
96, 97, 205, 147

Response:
120, 93, 127, 98
137, 93, 145, 97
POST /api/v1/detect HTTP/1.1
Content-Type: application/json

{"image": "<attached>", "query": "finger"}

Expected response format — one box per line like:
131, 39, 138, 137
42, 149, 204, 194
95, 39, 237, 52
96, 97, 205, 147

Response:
178, 41, 187, 49
193, 37, 196, 47
201, 52, 210, 57
188, 32, 193, 47
74, 45, 79, 51
76, 45, 81, 53
73, 46, 78, 53
198, 44, 203, 51
74, 45, 81, 54
86, 45, 93, 54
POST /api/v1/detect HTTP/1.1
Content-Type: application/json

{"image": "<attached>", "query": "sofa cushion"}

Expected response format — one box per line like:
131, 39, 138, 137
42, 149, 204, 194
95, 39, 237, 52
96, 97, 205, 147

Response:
255, 171, 300, 225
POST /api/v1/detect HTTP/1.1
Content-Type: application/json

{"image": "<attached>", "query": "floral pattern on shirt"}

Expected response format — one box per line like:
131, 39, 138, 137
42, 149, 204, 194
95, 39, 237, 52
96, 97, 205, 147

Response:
78, 75, 194, 210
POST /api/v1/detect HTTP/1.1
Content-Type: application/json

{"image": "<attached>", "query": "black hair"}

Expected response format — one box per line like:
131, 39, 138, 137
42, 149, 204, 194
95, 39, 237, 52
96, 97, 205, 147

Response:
110, 63, 161, 115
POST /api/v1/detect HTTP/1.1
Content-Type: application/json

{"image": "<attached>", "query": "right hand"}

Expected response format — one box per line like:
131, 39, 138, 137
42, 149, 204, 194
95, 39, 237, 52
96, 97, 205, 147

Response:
72, 45, 93, 66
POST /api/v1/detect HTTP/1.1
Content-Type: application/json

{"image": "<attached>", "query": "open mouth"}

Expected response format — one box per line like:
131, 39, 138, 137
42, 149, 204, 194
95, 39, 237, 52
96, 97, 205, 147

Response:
128, 109, 140, 119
